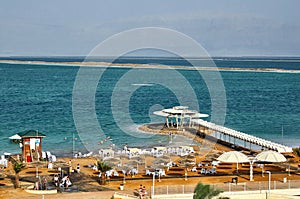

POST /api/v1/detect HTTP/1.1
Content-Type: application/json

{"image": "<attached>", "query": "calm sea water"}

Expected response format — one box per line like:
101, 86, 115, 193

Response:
0, 57, 299, 156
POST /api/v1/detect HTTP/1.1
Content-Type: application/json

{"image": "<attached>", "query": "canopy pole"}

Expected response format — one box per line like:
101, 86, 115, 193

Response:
166, 117, 169, 128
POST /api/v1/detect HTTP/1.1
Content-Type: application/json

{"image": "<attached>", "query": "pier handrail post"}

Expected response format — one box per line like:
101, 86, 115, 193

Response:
266, 171, 271, 199
249, 157, 255, 181
151, 172, 155, 199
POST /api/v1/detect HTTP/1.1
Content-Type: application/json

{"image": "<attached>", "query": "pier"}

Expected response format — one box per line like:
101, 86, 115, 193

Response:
192, 119, 293, 153
154, 106, 293, 153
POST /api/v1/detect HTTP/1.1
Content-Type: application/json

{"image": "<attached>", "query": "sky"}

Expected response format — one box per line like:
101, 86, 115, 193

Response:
0, 0, 300, 57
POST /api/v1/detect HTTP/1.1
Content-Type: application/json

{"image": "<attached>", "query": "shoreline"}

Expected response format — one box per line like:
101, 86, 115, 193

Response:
138, 123, 241, 153
1, 59, 300, 73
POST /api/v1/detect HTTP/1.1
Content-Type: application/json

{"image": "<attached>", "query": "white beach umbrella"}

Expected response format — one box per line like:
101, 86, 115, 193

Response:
250, 150, 287, 180
9, 134, 21, 140
191, 113, 209, 118
217, 151, 249, 173
255, 150, 287, 163
153, 111, 169, 117
217, 151, 249, 163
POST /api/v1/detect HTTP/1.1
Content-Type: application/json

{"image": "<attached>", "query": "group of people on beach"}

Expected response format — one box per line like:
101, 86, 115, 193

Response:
138, 184, 147, 199
34, 176, 48, 190
53, 174, 72, 188
68, 160, 81, 175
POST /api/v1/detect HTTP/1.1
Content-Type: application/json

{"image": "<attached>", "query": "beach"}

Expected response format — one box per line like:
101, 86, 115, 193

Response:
1, 59, 300, 73
2, 0, 300, 198
0, 123, 299, 199
0, 58, 299, 198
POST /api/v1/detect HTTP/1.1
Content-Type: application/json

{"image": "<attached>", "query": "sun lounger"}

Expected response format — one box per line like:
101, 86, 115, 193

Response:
191, 167, 197, 172
145, 170, 151, 175
200, 168, 206, 174
209, 168, 217, 174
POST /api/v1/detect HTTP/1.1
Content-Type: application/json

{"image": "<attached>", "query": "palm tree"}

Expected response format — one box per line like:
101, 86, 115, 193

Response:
97, 160, 112, 185
13, 161, 26, 188
293, 147, 300, 157
193, 182, 222, 199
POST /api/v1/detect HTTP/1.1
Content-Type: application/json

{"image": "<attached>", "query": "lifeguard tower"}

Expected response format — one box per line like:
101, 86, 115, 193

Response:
18, 130, 46, 162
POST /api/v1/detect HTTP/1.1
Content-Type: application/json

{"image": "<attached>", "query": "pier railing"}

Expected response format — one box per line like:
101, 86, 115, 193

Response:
192, 119, 293, 153
152, 180, 300, 195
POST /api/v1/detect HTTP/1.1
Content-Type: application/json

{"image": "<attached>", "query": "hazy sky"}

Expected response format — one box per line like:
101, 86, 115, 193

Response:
1, 0, 300, 56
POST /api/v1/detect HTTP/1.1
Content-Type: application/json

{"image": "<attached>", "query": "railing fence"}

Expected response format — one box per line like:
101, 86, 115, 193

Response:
152, 180, 300, 196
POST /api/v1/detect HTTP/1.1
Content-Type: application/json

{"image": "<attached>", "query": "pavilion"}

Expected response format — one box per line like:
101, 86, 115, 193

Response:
153, 106, 209, 129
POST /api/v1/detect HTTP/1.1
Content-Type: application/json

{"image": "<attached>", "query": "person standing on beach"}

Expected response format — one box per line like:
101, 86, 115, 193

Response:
68, 159, 72, 175
69, 165, 73, 175
124, 144, 128, 152
42, 177, 47, 190
34, 179, 39, 190
76, 163, 80, 173
53, 174, 59, 186
142, 186, 147, 198
138, 184, 143, 199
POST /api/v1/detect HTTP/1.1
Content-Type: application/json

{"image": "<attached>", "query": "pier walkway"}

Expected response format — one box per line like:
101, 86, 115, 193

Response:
192, 119, 293, 153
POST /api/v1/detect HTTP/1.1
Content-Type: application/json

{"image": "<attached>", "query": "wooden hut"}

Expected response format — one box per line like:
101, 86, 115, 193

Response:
18, 130, 46, 163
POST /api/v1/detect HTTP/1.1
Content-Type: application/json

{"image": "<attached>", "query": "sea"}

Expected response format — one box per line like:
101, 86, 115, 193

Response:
0, 56, 299, 156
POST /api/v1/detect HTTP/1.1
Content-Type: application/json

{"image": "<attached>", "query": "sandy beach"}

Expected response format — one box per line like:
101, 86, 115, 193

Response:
0, 123, 299, 199
1, 59, 300, 73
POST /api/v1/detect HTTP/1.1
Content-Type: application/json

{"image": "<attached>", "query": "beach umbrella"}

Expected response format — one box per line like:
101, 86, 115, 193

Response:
130, 156, 144, 162
153, 158, 169, 166
104, 157, 120, 167
217, 151, 249, 173
125, 160, 140, 168
255, 150, 287, 163
125, 160, 140, 173
252, 150, 287, 179
118, 165, 131, 184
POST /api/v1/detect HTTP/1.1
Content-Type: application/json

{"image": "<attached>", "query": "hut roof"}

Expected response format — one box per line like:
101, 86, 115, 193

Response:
18, 130, 46, 138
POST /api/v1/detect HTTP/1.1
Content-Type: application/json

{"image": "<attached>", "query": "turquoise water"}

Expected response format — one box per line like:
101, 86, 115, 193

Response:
0, 61, 299, 156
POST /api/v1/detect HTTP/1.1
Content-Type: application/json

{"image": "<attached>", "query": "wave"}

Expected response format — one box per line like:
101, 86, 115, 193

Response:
131, 83, 154, 86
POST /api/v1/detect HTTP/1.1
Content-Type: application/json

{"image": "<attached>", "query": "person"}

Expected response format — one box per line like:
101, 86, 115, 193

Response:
34, 179, 39, 190
69, 165, 73, 175
48, 162, 53, 170
138, 184, 143, 199
76, 163, 80, 173
65, 176, 72, 188
53, 174, 59, 186
42, 177, 47, 190
62, 176, 72, 189
124, 144, 128, 152
98, 171, 102, 183
61, 176, 67, 187
142, 186, 147, 198
53, 174, 59, 187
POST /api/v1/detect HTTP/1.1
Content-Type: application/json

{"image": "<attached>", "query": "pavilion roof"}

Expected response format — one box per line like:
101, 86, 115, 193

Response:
18, 130, 46, 138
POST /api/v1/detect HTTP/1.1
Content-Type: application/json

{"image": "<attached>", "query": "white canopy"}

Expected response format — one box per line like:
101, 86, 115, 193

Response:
191, 113, 209, 118
9, 134, 21, 140
128, 148, 141, 153
217, 151, 249, 163
217, 151, 249, 173
255, 150, 287, 163
153, 111, 169, 117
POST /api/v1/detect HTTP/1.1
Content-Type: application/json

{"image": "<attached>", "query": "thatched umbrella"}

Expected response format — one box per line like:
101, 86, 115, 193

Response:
153, 158, 169, 166
104, 157, 121, 167
150, 164, 166, 182
118, 165, 131, 184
